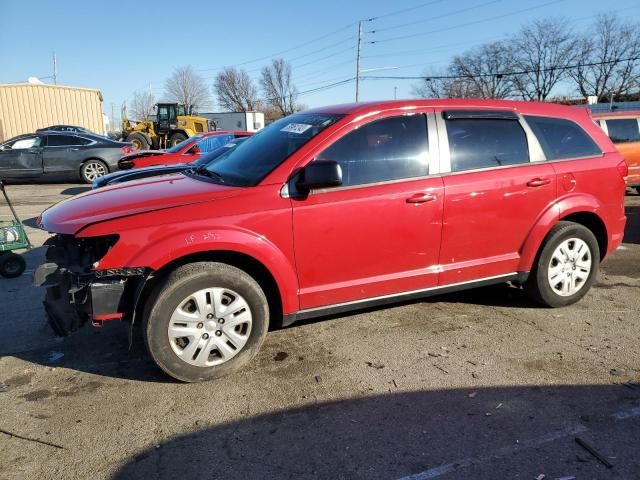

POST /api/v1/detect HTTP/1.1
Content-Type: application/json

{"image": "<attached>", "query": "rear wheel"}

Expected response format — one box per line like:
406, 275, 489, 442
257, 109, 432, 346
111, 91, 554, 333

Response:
169, 132, 188, 147
525, 221, 599, 307
80, 159, 108, 183
0, 253, 26, 278
143, 262, 269, 382
127, 132, 150, 151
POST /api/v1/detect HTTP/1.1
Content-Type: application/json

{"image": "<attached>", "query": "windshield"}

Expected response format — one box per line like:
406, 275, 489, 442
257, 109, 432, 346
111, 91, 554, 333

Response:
202, 113, 343, 186
166, 134, 203, 153
193, 138, 248, 166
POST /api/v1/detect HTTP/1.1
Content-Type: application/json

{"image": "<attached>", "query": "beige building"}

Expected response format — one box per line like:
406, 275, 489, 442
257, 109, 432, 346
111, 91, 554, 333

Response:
0, 83, 105, 141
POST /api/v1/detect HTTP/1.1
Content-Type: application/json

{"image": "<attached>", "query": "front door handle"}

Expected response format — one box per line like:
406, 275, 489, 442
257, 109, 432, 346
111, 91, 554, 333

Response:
406, 193, 437, 204
527, 177, 551, 187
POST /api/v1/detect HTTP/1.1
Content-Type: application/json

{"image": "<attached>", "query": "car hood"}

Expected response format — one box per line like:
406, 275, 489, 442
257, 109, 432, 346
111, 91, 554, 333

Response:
39, 174, 238, 235
121, 150, 168, 160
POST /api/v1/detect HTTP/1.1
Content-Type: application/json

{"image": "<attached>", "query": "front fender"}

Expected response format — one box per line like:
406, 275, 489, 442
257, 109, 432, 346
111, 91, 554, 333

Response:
518, 193, 603, 272
83, 225, 299, 314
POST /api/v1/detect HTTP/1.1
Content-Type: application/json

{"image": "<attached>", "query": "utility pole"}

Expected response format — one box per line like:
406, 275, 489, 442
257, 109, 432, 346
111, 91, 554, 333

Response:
394, 86, 397, 100
53, 52, 58, 85
355, 21, 362, 102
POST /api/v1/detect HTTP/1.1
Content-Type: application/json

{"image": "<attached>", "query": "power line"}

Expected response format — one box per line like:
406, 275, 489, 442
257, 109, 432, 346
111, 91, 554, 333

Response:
368, 0, 565, 44
197, 22, 357, 72
366, 0, 502, 34
364, 0, 448, 22
360, 56, 640, 81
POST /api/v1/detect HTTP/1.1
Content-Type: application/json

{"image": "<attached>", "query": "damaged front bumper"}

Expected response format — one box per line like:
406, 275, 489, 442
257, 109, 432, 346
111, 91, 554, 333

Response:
33, 235, 149, 336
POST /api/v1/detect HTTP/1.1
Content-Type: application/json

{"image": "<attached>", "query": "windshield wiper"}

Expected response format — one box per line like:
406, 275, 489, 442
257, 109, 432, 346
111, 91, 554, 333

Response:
189, 165, 225, 183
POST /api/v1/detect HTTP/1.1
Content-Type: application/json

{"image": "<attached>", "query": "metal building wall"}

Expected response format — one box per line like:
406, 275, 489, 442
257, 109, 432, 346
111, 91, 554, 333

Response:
0, 83, 105, 141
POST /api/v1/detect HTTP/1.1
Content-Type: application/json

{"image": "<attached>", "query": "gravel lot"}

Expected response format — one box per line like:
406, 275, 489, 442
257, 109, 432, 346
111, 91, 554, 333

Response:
0, 182, 639, 480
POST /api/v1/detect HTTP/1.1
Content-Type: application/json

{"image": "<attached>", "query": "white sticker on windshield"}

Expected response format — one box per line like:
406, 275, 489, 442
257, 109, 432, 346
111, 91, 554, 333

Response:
281, 123, 312, 134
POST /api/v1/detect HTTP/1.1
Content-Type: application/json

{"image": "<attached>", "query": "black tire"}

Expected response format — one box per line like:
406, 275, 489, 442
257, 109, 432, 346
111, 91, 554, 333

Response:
525, 221, 600, 307
127, 132, 150, 151
143, 262, 269, 382
169, 132, 188, 147
0, 252, 26, 278
80, 159, 108, 184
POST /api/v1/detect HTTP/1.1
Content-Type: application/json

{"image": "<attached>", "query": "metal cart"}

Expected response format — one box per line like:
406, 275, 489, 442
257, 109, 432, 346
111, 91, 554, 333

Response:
0, 179, 31, 278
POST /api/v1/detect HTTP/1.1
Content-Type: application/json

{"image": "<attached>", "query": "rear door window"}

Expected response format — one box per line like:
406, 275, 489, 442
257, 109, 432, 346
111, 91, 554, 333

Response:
317, 114, 429, 187
605, 118, 640, 144
445, 117, 529, 172
525, 116, 601, 160
47, 135, 83, 147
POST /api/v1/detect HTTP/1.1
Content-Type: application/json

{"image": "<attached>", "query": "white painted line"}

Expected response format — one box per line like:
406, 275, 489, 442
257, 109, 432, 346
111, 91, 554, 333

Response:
399, 404, 640, 480
397, 425, 588, 480
611, 406, 640, 421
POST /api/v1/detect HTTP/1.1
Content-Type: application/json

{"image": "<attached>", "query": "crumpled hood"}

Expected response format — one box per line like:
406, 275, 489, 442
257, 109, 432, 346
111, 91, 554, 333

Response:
39, 174, 238, 235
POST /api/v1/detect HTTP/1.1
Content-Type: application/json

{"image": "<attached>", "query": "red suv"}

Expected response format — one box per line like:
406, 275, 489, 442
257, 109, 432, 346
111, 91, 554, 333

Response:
35, 100, 627, 382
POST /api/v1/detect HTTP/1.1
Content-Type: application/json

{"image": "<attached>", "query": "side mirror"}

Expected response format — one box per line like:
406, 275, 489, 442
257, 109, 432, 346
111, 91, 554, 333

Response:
190, 145, 201, 155
296, 160, 342, 193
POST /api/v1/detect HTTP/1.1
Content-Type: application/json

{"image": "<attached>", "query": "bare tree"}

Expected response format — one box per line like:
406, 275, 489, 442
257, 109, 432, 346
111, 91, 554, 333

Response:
130, 90, 156, 120
510, 19, 579, 101
214, 67, 260, 112
164, 65, 211, 113
569, 14, 640, 100
412, 69, 481, 98
261, 58, 299, 117
450, 42, 515, 99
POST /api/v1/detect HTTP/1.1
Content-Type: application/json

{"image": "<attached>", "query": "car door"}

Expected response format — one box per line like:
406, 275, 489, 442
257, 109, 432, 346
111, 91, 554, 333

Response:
437, 109, 557, 285
291, 112, 444, 310
0, 135, 44, 178
43, 134, 91, 175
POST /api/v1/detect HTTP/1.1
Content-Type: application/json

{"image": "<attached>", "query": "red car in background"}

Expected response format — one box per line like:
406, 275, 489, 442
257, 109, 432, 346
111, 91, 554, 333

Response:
118, 131, 252, 170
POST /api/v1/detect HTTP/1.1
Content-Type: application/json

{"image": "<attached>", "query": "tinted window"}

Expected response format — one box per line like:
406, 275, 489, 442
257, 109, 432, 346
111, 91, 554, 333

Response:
197, 134, 234, 153
47, 135, 83, 147
203, 113, 343, 186
317, 114, 429, 186
605, 118, 640, 144
167, 135, 202, 153
446, 118, 529, 172
525, 116, 601, 160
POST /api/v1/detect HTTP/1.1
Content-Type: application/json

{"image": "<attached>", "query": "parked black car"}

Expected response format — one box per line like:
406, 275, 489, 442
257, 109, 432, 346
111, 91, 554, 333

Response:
0, 132, 133, 183
92, 137, 247, 188
36, 125, 95, 135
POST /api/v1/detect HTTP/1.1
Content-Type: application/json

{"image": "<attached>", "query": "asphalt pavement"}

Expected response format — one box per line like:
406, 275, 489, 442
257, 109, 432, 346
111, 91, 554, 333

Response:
0, 182, 639, 480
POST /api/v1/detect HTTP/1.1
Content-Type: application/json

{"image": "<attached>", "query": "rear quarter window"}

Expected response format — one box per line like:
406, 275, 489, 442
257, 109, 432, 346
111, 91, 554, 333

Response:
525, 116, 601, 160
604, 118, 640, 144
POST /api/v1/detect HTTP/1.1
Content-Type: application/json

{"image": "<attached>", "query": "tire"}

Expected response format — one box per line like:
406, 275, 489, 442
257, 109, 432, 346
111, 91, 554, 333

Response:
80, 159, 108, 183
525, 221, 600, 307
635, 186, 640, 195
169, 132, 188, 147
0, 253, 26, 278
127, 133, 150, 151
143, 262, 269, 382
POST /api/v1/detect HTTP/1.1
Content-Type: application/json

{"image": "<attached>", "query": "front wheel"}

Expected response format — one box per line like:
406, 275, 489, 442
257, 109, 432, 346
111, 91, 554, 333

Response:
143, 262, 269, 382
80, 159, 108, 183
525, 221, 599, 307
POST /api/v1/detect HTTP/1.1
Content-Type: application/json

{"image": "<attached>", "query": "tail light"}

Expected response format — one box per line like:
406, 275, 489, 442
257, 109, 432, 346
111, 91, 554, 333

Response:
617, 160, 629, 182
121, 146, 134, 154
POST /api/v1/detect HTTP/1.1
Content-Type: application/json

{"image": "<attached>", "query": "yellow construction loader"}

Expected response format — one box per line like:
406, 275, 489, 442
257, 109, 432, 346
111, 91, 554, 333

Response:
122, 103, 211, 150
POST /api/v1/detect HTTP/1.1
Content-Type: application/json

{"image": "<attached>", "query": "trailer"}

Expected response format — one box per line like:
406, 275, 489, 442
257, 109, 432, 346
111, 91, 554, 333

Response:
0, 83, 105, 141
198, 112, 265, 133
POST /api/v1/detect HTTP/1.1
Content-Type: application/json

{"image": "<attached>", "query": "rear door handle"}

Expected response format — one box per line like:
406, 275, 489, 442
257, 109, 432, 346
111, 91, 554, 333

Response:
527, 177, 551, 187
406, 193, 437, 204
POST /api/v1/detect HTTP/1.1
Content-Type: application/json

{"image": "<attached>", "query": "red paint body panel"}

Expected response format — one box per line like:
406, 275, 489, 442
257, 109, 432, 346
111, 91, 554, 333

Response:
38, 100, 627, 319
439, 163, 557, 284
